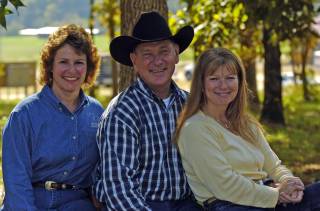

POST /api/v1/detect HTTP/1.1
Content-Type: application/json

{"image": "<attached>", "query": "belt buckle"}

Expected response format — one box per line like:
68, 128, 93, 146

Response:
45, 181, 56, 190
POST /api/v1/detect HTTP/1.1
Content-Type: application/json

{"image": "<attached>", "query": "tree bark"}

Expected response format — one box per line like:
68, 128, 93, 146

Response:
238, 23, 260, 111
243, 58, 260, 110
300, 37, 311, 101
88, 0, 97, 97
119, 0, 168, 92
107, 2, 119, 97
260, 27, 285, 125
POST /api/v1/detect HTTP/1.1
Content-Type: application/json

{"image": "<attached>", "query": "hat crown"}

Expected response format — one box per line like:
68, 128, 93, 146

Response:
132, 11, 172, 40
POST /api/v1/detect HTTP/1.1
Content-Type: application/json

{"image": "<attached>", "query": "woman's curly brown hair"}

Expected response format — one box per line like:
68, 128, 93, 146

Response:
39, 24, 100, 88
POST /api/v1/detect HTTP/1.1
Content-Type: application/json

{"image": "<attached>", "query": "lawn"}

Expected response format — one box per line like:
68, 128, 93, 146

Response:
0, 85, 319, 203
0, 35, 110, 62
0, 35, 193, 62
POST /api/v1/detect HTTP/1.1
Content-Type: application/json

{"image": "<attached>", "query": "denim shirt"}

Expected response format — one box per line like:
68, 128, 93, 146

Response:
2, 85, 104, 210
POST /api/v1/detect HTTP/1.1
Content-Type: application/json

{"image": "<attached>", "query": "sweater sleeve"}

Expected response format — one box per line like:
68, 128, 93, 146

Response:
178, 121, 279, 208
254, 127, 294, 182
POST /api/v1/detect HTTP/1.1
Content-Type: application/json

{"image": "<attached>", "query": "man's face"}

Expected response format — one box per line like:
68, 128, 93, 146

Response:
130, 40, 179, 98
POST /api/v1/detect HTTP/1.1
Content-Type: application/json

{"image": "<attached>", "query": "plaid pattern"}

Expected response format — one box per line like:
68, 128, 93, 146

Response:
94, 78, 191, 210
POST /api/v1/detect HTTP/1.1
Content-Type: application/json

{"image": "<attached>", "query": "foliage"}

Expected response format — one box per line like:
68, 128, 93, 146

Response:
173, 0, 251, 59
0, 0, 93, 35
241, 0, 317, 42
0, 0, 24, 29
93, 0, 120, 36
240, 0, 318, 125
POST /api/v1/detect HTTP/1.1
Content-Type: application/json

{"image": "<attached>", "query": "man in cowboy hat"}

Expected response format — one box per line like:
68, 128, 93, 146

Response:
93, 11, 200, 211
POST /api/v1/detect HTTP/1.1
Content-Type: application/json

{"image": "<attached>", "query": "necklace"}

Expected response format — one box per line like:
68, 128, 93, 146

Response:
217, 118, 231, 129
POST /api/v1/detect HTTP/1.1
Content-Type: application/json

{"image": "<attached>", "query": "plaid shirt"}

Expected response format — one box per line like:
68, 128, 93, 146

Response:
93, 78, 191, 210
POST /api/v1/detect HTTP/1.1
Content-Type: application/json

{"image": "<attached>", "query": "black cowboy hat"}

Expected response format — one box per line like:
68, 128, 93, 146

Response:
109, 11, 194, 66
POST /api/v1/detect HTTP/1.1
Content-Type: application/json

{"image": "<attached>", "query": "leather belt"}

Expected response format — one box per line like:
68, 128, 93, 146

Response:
32, 181, 80, 191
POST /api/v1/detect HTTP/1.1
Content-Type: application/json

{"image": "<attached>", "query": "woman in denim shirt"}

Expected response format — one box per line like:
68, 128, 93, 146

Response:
2, 24, 104, 210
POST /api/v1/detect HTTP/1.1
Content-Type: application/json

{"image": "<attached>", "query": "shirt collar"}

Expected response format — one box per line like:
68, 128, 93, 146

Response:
135, 77, 183, 101
41, 85, 88, 112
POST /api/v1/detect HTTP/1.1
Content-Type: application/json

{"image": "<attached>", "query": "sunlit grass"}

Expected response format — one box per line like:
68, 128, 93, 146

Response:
264, 85, 320, 183
0, 35, 192, 62
0, 35, 110, 62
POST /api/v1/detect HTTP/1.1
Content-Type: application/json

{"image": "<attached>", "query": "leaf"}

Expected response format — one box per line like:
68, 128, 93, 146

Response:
0, 7, 12, 29
8, 0, 24, 11
0, 8, 7, 29
1, 0, 8, 8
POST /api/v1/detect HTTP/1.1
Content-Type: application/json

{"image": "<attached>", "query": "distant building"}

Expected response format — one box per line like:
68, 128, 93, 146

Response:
19, 27, 100, 38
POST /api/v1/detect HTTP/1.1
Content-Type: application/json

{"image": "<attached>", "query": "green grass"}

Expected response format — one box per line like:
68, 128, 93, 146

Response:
264, 85, 320, 184
0, 35, 110, 62
0, 35, 193, 62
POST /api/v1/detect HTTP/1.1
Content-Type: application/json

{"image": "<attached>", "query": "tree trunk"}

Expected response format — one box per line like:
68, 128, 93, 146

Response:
238, 24, 260, 111
243, 58, 260, 111
300, 37, 311, 101
88, 0, 97, 97
260, 27, 285, 125
119, 0, 168, 92
107, 2, 119, 97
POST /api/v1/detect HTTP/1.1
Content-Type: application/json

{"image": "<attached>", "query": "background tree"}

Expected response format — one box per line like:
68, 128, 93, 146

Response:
0, 0, 24, 29
94, 0, 120, 97
289, 31, 318, 101
118, 0, 168, 91
242, 0, 317, 125
174, 0, 261, 109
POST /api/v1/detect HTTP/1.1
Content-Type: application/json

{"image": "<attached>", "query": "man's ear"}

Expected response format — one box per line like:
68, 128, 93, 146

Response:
130, 52, 136, 66
130, 53, 139, 73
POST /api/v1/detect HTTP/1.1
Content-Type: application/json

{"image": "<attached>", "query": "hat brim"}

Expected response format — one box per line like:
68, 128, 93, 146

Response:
110, 25, 194, 66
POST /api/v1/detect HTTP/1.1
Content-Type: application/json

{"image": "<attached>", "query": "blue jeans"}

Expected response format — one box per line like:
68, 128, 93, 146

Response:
100, 196, 202, 211
203, 182, 320, 211
34, 187, 95, 210
147, 196, 202, 211
3, 187, 95, 211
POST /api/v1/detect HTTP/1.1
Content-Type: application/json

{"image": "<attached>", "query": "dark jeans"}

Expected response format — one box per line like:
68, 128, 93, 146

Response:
147, 196, 202, 211
203, 182, 320, 211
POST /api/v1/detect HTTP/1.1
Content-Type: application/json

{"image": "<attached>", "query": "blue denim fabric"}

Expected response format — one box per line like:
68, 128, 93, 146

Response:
276, 182, 320, 211
146, 196, 202, 211
2, 85, 104, 210
33, 188, 95, 211
203, 200, 271, 211
100, 196, 202, 211
203, 182, 320, 211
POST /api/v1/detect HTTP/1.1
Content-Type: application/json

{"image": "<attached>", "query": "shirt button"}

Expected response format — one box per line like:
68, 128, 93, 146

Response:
72, 156, 76, 160
63, 171, 68, 175
72, 136, 76, 140
71, 116, 74, 120
59, 107, 62, 111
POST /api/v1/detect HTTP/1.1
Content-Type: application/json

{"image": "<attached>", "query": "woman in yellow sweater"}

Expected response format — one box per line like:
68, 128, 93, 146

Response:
175, 48, 320, 210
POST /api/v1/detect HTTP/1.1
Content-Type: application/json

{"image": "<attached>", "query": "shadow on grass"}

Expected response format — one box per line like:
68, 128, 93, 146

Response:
263, 85, 320, 184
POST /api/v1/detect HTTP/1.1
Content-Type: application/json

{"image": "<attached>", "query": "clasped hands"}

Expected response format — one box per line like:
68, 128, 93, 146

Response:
276, 177, 305, 205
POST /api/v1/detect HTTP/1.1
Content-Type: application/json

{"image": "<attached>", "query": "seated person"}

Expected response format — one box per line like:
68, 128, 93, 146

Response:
174, 47, 320, 211
2, 24, 104, 210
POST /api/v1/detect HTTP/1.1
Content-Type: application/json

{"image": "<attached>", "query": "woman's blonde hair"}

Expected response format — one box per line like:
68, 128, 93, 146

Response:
174, 47, 261, 144
39, 24, 100, 88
